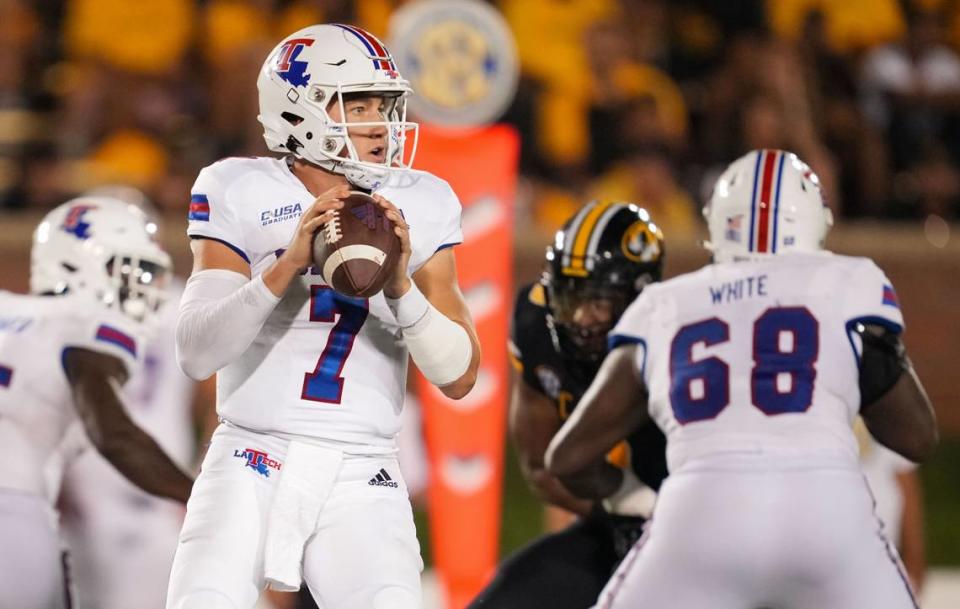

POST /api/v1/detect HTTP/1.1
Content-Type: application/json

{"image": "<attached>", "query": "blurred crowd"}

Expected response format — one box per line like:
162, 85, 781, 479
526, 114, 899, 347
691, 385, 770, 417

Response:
3, 0, 960, 237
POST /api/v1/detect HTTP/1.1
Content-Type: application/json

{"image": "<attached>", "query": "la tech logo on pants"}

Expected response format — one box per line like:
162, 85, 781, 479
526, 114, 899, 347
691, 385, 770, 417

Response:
234, 448, 283, 477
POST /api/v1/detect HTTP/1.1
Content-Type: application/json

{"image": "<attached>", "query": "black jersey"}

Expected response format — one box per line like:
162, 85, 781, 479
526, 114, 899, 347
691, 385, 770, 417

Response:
509, 282, 668, 491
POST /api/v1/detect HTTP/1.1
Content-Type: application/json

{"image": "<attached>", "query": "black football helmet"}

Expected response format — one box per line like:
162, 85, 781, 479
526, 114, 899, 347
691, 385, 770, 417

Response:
542, 201, 664, 378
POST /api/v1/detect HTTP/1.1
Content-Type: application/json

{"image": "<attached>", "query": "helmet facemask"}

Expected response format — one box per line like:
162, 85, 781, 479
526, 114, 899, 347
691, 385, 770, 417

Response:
276, 85, 419, 190
318, 88, 419, 187
104, 255, 171, 323
544, 276, 630, 365
30, 196, 173, 326
541, 201, 665, 378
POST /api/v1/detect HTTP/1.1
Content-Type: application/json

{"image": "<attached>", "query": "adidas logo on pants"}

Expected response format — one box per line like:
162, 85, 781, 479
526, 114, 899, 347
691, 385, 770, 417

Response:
368, 468, 398, 488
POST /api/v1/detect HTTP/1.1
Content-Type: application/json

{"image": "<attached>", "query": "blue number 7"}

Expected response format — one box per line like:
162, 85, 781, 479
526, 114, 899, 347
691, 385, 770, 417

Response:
301, 286, 369, 404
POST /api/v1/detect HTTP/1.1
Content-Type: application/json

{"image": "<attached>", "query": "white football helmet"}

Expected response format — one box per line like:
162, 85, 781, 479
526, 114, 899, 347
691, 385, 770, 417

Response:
257, 23, 418, 190
30, 196, 172, 322
703, 149, 833, 263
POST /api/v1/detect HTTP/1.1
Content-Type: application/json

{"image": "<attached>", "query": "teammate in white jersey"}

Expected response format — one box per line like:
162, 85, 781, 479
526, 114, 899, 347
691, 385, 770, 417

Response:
168, 23, 480, 609
0, 197, 195, 609
546, 149, 938, 609
59, 279, 201, 609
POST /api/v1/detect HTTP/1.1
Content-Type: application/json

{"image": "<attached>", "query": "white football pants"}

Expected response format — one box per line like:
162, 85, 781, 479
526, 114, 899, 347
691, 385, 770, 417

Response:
165, 423, 423, 609
0, 490, 69, 609
59, 451, 183, 609
596, 463, 918, 609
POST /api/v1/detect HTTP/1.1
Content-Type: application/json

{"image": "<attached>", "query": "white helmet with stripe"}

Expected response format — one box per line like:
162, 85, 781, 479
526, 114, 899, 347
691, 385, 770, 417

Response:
257, 23, 418, 190
31, 196, 172, 322
703, 149, 833, 263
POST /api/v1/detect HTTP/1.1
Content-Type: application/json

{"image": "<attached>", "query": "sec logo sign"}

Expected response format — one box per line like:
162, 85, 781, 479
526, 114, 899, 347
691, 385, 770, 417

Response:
389, 0, 519, 128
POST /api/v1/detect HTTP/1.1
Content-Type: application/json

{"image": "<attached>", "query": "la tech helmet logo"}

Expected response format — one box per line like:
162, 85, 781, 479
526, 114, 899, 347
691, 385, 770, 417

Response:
275, 38, 314, 87
62, 204, 97, 239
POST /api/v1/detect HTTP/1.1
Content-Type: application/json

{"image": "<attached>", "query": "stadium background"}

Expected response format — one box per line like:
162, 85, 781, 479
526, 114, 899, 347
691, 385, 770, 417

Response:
0, 0, 958, 607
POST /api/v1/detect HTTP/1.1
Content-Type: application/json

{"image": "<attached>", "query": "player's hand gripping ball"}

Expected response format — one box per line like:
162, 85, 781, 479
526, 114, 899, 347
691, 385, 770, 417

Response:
312, 192, 401, 298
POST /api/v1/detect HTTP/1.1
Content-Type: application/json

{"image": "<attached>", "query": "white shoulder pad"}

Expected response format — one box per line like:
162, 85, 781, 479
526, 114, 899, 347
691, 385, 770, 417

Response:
377, 169, 464, 268
187, 158, 255, 264
608, 286, 659, 380
419, 172, 464, 250
839, 256, 905, 334
62, 303, 144, 376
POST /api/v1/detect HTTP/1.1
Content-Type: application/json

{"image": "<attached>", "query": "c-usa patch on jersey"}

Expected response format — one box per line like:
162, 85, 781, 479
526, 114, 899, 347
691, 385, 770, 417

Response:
260, 203, 303, 226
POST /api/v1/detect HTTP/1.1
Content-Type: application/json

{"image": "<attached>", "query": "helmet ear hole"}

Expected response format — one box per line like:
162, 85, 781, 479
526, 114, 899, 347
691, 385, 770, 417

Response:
281, 112, 304, 126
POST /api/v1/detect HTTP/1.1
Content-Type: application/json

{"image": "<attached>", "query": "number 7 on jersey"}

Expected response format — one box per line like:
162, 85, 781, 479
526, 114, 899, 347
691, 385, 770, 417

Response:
301, 286, 368, 403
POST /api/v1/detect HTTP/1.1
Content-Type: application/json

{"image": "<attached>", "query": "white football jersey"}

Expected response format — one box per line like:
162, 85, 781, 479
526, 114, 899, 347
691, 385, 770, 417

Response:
187, 156, 462, 449
59, 281, 195, 609
0, 292, 141, 502
611, 252, 905, 473
62, 280, 196, 493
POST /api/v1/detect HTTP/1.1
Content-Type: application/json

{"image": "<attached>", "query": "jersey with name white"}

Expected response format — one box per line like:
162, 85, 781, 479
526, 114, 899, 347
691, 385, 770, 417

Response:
187, 156, 462, 450
610, 252, 904, 473
0, 292, 141, 502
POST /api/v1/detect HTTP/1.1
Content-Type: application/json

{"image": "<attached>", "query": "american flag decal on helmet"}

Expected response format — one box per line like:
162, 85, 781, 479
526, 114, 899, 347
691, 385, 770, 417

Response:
333, 24, 398, 73
882, 284, 900, 309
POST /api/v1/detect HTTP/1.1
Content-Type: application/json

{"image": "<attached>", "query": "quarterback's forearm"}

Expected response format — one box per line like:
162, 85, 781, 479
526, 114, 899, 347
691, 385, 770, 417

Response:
176, 269, 280, 380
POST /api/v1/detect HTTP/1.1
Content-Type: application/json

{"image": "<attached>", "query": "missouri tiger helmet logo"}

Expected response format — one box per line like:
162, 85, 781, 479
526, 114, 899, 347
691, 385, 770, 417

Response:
622, 220, 663, 263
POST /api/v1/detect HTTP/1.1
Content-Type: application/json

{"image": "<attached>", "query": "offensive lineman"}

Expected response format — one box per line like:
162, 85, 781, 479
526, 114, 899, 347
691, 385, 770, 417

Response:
168, 24, 480, 609
468, 201, 667, 609
0, 198, 194, 609
548, 149, 937, 609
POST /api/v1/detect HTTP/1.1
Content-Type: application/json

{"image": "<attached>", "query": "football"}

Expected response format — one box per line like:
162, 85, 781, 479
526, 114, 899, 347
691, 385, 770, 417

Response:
312, 191, 401, 298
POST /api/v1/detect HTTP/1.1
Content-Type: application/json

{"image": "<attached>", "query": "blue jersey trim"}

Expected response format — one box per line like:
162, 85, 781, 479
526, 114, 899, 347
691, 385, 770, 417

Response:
607, 335, 647, 380
435, 242, 461, 253
0, 365, 12, 387
189, 235, 251, 264
844, 315, 904, 371
61, 347, 73, 379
